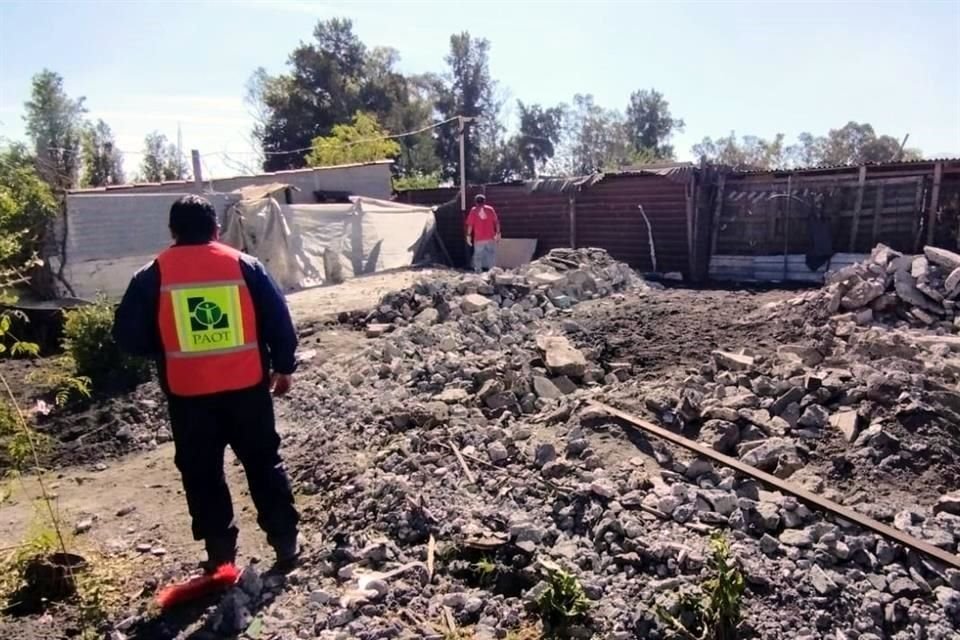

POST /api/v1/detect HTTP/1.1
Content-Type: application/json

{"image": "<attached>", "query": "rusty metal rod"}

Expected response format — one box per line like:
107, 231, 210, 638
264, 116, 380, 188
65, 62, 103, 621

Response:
588, 401, 960, 570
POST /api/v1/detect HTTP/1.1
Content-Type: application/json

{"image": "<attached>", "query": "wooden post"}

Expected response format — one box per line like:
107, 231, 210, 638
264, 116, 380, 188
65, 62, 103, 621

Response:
782, 174, 792, 282
191, 149, 203, 192
926, 162, 944, 246
709, 173, 726, 257
913, 178, 926, 252
849, 165, 867, 252
568, 194, 577, 249
685, 177, 696, 276
870, 183, 885, 247
458, 117, 467, 211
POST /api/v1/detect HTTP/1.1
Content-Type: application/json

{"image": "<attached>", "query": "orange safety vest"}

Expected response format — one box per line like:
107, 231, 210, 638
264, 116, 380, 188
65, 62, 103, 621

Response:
156, 242, 263, 397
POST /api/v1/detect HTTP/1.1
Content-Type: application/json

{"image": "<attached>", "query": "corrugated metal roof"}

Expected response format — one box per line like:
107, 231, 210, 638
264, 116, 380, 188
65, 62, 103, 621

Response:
68, 160, 394, 194
731, 157, 960, 176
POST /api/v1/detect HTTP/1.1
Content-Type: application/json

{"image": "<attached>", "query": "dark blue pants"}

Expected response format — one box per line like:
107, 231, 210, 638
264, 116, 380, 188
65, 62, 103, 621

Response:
168, 384, 299, 562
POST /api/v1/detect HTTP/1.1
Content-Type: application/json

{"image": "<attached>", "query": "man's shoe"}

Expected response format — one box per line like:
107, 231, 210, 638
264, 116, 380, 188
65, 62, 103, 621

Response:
270, 533, 300, 573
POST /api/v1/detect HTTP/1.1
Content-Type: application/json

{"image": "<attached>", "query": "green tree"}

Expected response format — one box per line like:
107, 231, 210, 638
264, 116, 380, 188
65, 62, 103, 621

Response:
393, 171, 442, 191
556, 94, 635, 175
306, 112, 400, 167
434, 32, 503, 184
625, 88, 684, 159
80, 119, 124, 187
256, 18, 375, 171
692, 131, 789, 169
23, 70, 87, 191
0, 144, 58, 271
139, 132, 189, 182
796, 121, 920, 165
692, 122, 922, 170
511, 101, 566, 178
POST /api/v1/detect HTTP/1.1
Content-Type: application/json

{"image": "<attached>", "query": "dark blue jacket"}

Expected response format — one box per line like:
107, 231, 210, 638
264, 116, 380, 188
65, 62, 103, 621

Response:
113, 244, 298, 394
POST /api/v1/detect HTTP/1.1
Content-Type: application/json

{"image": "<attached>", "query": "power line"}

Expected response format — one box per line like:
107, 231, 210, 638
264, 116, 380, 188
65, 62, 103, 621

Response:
209, 115, 463, 158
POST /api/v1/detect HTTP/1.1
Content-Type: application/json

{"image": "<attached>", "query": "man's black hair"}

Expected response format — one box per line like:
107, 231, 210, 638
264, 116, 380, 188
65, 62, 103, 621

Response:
475, 194, 486, 204
169, 195, 218, 244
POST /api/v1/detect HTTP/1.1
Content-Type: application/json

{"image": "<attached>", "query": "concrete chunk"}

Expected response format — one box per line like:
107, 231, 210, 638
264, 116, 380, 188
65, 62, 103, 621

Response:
829, 410, 861, 443
925, 246, 960, 272
536, 335, 588, 377
461, 294, 494, 313
713, 350, 755, 371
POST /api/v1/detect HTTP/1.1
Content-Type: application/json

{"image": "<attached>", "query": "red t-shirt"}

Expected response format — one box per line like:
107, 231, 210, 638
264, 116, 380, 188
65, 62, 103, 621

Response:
466, 204, 500, 242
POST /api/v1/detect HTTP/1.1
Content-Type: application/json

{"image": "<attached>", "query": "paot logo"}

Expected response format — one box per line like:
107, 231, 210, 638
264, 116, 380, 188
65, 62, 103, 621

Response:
188, 297, 230, 331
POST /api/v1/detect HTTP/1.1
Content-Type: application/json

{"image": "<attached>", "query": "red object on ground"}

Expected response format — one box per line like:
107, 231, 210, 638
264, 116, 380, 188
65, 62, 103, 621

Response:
156, 563, 241, 610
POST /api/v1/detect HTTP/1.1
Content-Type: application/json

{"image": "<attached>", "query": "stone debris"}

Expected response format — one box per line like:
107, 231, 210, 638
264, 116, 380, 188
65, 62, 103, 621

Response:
792, 243, 960, 327
104, 246, 960, 640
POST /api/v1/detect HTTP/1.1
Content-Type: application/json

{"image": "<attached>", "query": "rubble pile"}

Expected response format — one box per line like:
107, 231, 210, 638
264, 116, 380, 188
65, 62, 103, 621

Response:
801, 244, 960, 328
353, 247, 641, 333
113, 249, 960, 639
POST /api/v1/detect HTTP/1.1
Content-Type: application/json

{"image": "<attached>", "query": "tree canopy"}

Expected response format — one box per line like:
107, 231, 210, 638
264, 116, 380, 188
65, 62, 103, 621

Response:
692, 122, 921, 170
81, 119, 124, 187
139, 132, 189, 182
24, 70, 87, 191
306, 112, 400, 167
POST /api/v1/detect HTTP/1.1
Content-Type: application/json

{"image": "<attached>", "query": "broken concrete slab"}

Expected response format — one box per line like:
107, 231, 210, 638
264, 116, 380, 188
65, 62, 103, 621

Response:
925, 246, 960, 272
778, 344, 824, 367
713, 350, 755, 371
829, 410, 861, 443
462, 294, 495, 313
536, 335, 588, 377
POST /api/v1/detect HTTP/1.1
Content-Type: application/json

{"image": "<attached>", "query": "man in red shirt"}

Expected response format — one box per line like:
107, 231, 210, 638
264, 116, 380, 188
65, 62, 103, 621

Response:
465, 194, 501, 272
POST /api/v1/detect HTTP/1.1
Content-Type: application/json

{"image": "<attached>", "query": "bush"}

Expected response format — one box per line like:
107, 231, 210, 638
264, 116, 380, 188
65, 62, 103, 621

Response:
63, 299, 150, 391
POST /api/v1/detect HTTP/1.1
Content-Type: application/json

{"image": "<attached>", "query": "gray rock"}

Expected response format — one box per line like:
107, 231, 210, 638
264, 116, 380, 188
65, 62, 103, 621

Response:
701, 420, 740, 454
888, 577, 920, 598
798, 404, 830, 429
894, 261, 944, 314
809, 565, 840, 596
934, 491, 960, 516
740, 438, 798, 472
697, 489, 738, 516
487, 441, 510, 464
532, 376, 564, 399
934, 586, 960, 622
841, 278, 886, 310
925, 246, 960, 272
780, 529, 815, 548
415, 307, 439, 325
536, 335, 588, 377
534, 443, 557, 467
771, 387, 805, 416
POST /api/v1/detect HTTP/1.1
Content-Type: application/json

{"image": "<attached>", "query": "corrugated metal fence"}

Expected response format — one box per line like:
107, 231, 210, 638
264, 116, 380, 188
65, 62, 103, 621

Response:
397, 174, 693, 274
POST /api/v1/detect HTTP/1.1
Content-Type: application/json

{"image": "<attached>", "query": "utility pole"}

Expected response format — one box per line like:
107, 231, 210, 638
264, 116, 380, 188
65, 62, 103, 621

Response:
191, 149, 203, 192
458, 116, 467, 211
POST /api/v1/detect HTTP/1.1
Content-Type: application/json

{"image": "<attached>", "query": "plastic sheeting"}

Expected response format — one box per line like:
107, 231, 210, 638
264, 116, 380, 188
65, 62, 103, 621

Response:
221, 196, 435, 290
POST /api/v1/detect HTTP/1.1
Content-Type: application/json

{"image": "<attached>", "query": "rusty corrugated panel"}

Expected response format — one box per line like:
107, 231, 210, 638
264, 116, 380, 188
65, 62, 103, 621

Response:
575, 175, 690, 272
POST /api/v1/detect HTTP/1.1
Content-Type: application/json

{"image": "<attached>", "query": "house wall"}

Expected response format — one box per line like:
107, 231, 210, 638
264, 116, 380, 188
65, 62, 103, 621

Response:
59, 192, 239, 299
68, 162, 394, 203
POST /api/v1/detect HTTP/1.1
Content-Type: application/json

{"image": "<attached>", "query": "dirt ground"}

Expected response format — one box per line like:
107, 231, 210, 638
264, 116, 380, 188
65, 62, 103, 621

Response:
3, 273, 956, 637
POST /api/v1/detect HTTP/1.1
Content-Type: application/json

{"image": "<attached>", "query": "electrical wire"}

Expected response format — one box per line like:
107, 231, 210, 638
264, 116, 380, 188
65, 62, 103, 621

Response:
206, 115, 463, 158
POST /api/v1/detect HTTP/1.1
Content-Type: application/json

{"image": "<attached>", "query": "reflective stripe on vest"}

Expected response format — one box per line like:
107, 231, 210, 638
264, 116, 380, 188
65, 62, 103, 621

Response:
156, 243, 264, 396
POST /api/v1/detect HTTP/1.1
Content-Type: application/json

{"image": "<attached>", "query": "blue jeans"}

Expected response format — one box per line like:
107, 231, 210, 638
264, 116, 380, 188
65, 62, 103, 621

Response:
472, 240, 497, 272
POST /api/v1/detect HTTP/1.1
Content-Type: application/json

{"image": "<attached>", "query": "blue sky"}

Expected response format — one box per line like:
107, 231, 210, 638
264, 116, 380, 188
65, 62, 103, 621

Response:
1, 0, 958, 178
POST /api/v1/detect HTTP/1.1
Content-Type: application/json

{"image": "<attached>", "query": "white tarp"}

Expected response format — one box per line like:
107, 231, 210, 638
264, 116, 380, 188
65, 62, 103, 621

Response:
222, 196, 435, 290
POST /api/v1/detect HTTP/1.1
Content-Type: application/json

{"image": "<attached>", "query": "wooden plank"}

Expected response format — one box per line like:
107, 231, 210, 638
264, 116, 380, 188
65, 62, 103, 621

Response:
870, 183, 885, 246
427, 534, 436, 581
849, 165, 867, 252
568, 195, 577, 249
913, 178, 927, 252
709, 174, 726, 257
588, 401, 960, 570
926, 162, 943, 246
782, 174, 793, 281
449, 440, 477, 485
